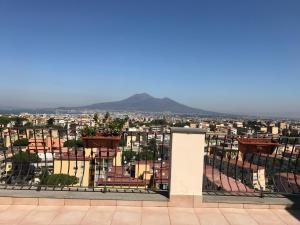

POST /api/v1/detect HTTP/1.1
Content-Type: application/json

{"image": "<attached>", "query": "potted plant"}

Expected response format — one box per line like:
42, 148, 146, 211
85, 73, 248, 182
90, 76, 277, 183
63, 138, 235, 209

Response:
81, 113, 127, 149
237, 137, 279, 155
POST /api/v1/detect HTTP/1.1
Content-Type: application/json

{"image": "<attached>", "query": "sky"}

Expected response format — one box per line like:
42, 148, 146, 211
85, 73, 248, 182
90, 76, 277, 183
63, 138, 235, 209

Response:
0, 0, 299, 118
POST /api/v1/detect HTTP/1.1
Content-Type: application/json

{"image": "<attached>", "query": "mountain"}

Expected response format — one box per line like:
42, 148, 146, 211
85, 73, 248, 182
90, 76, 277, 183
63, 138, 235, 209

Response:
58, 93, 218, 115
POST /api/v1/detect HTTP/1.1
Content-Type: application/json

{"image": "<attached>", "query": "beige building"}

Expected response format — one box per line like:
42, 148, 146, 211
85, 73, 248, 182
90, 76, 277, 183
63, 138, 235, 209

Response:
53, 151, 91, 187
271, 127, 279, 135
53, 147, 123, 188
189, 123, 198, 129
279, 122, 287, 130
260, 127, 268, 133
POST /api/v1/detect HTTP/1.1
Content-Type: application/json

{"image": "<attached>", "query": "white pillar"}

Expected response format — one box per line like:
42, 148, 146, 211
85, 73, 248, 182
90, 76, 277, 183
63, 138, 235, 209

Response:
169, 128, 205, 207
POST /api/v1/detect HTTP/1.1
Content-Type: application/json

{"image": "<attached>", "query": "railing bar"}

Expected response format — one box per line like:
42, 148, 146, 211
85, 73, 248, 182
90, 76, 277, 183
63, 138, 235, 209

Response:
15, 129, 24, 188
277, 138, 289, 193
40, 128, 48, 190
136, 132, 141, 190
218, 136, 226, 191
57, 129, 63, 191
66, 125, 71, 190
32, 128, 40, 190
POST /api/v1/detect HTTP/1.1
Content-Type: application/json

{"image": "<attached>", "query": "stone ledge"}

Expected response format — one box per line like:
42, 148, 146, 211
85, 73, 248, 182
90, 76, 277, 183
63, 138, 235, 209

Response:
0, 196, 298, 209
171, 127, 206, 134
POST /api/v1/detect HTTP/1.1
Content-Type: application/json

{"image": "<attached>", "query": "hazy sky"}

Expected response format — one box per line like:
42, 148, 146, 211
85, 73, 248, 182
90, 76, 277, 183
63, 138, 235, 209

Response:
0, 0, 299, 117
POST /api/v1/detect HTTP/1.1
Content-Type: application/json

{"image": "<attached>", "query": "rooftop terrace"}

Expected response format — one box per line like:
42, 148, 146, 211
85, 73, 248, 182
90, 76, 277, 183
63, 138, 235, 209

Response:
0, 127, 299, 224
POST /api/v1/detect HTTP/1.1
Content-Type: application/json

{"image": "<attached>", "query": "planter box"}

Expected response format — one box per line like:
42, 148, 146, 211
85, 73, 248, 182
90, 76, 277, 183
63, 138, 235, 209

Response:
238, 138, 279, 155
82, 136, 121, 149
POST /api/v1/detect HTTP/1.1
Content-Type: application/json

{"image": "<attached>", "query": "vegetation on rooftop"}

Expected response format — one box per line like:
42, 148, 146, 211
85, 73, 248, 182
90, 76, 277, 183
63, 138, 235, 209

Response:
63, 139, 84, 148
13, 138, 29, 147
40, 170, 78, 187
81, 112, 128, 137
12, 151, 39, 163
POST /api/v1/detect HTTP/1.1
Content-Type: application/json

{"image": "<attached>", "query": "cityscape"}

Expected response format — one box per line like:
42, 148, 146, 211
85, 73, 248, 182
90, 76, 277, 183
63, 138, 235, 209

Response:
0, 108, 299, 190
0, 0, 300, 224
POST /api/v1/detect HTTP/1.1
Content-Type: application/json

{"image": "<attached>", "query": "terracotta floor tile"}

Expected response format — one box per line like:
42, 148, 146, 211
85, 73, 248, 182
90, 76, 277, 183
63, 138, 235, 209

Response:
271, 209, 300, 225
20, 206, 62, 225
141, 207, 170, 225
80, 206, 116, 225
168, 208, 200, 225
220, 208, 259, 225
50, 206, 90, 225
246, 209, 288, 225
111, 206, 141, 225
0, 205, 36, 225
0, 205, 10, 211
195, 208, 229, 225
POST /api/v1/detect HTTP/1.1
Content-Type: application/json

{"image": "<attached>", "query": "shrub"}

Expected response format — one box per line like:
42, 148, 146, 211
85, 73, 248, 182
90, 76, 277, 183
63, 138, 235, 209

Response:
44, 174, 78, 186
64, 140, 84, 148
13, 138, 29, 147
12, 152, 39, 163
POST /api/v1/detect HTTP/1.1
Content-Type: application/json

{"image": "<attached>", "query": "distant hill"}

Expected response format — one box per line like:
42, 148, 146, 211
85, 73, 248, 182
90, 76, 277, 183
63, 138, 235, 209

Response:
58, 93, 219, 115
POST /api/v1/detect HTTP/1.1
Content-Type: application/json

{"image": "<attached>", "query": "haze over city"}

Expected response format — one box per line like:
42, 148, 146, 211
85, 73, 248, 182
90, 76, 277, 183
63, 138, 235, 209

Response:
0, 0, 299, 118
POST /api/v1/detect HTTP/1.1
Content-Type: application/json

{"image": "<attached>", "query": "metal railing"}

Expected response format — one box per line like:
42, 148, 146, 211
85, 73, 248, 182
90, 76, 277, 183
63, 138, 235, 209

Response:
0, 127, 170, 193
2, 126, 299, 198
203, 135, 300, 197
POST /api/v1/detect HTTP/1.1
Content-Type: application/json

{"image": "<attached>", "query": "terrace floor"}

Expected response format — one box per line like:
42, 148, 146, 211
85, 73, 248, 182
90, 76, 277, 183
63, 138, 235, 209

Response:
0, 204, 299, 225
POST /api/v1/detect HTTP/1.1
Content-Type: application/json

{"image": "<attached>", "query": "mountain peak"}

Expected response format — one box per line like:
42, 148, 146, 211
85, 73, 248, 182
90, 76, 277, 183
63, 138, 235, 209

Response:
59, 93, 217, 115
125, 93, 154, 101
132, 93, 153, 98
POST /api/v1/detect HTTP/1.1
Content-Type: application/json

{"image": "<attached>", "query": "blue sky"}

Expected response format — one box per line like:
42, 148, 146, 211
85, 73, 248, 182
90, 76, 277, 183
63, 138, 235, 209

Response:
0, 0, 299, 117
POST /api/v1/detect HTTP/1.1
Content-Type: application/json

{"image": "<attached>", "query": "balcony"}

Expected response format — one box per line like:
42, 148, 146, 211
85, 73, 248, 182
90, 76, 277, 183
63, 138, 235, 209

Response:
0, 127, 299, 224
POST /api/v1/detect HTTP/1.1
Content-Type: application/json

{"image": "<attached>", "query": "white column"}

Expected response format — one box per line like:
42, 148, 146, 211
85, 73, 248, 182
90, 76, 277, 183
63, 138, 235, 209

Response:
169, 128, 205, 207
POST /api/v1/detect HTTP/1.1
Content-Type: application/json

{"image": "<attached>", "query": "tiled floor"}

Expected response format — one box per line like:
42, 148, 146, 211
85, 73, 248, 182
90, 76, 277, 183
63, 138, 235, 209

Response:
0, 205, 299, 225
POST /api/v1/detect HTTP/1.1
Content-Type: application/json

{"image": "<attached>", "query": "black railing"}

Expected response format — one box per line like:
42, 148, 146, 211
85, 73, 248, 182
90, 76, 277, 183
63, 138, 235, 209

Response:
203, 135, 300, 197
0, 127, 170, 193
2, 126, 299, 198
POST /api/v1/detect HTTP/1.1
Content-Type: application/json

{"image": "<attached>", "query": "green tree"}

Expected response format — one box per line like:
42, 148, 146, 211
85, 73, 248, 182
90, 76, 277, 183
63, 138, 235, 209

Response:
9, 152, 39, 184
14, 117, 23, 127
119, 139, 126, 147
0, 117, 12, 125
93, 113, 99, 125
42, 174, 78, 186
64, 139, 84, 148
150, 119, 168, 126
104, 112, 110, 122
13, 138, 29, 147
12, 152, 39, 163
47, 118, 55, 127
136, 138, 159, 160
122, 150, 137, 162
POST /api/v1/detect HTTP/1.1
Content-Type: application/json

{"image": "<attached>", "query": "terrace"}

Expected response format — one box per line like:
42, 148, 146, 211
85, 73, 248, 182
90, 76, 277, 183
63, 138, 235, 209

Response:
0, 127, 299, 224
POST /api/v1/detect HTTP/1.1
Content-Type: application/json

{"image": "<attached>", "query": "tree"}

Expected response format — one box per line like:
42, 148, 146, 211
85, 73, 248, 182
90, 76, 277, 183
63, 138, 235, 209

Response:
0, 117, 12, 125
209, 124, 217, 132
136, 138, 159, 160
64, 139, 84, 148
119, 139, 126, 147
13, 138, 29, 147
93, 113, 99, 125
122, 150, 137, 162
104, 112, 110, 122
9, 152, 39, 184
12, 152, 39, 163
150, 119, 168, 126
41, 174, 78, 186
24, 122, 34, 127
14, 117, 23, 127
47, 118, 55, 127
173, 121, 188, 127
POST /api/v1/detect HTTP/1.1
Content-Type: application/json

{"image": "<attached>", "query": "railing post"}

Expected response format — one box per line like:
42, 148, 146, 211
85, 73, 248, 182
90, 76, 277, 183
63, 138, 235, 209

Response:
169, 128, 205, 207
